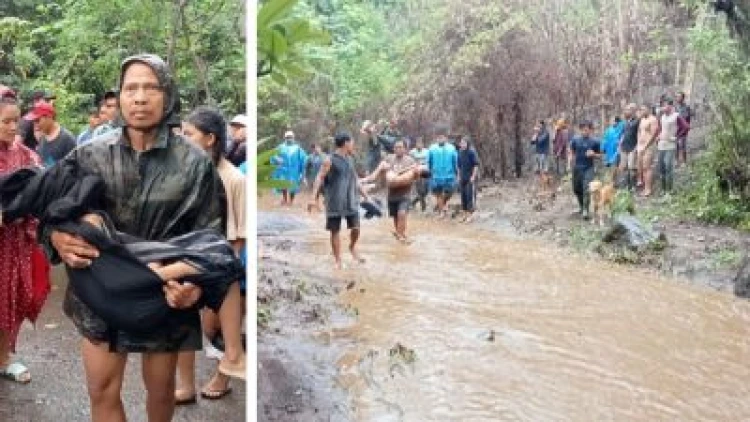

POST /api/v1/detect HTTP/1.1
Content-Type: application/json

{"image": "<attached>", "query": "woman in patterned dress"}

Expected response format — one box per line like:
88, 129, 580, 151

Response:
0, 88, 45, 383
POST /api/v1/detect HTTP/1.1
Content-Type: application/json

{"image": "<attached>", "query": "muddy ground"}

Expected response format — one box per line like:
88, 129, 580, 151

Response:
258, 135, 750, 421
2, 266, 246, 422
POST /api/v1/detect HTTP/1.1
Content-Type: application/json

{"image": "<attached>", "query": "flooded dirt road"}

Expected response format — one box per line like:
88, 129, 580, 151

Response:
260, 205, 750, 421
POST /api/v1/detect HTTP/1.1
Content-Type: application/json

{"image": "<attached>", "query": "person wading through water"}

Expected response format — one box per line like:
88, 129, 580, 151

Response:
362, 139, 427, 244
410, 137, 429, 212
41, 54, 224, 422
309, 133, 371, 270
427, 126, 458, 219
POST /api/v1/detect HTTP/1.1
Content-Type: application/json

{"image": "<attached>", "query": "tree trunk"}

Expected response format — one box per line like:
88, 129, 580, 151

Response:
495, 107, 508, 179
513, 92, 524, 178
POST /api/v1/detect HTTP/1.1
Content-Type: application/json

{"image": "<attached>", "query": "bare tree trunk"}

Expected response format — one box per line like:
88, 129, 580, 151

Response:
513, 92, 524, 178
495, 107, 508, 179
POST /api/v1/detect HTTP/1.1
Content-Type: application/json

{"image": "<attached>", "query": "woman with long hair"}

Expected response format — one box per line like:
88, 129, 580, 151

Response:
178, 106, 246, 402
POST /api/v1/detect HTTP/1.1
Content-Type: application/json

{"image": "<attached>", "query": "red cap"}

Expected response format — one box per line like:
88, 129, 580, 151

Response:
24, 101, 55, 121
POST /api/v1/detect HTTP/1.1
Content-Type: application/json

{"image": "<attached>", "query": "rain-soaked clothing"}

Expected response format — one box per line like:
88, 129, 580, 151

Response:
38, 54, 223, 353
272, 141, 307, 195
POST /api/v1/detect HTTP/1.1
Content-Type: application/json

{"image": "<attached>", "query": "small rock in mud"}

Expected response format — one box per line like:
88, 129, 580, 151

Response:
389, 343, 416, 364
346, 281, 356, 290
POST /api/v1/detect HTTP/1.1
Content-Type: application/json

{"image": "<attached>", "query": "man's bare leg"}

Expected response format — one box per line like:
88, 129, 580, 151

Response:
175, 352, 196, 402
142, 352, 179, 422
349, 228, 365, 263
331, 231, 343, 270
643, 150, 654, 196
82, 339, 128, 422
396, 210, 410, 243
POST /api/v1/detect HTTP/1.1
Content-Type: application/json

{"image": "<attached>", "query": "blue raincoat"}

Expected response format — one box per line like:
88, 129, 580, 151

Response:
272, 141, 307, 194
602, 121, 625, 166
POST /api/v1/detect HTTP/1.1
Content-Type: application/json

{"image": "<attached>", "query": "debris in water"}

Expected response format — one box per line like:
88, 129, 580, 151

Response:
389, 343, 416, 364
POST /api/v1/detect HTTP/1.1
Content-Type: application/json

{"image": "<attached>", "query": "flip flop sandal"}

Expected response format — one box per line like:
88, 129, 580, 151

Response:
200, 387, 233, 401
0, 362, 31, 384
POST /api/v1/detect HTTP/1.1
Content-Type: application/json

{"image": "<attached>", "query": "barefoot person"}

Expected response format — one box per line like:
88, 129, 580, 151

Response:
657, 99, 689, 195
410, 137, 429, 212
568, 120, 602, 220
636, 104, 658, 196
457, 136, 479, 223
310, 133, 370, 270
618, 104, 639, 191
362, 139, 424, 243
427, 126, 458, 219
41, 54, 222, 422
0, 89, 47, 384
177, 106, 247, 405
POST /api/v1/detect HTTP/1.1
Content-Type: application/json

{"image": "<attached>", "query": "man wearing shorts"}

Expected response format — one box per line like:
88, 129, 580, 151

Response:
427, 126, 458, 219
618, 104, 639, 191
636, 104, 659, 197
311, 133, 370, 270
362, 140, 421, 243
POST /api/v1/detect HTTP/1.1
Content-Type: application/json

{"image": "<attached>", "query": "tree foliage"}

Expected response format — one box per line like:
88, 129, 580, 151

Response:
1, 0, 245, 133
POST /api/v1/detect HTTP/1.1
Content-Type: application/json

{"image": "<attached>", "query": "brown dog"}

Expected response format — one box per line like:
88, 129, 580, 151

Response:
589, 179, 616, 226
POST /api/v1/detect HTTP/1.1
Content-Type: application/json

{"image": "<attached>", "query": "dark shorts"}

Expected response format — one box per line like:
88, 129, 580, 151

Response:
387, 197, 410, 217
326, 214, 360, 232
676, 136, 687, 152
431, 179, 456, 195
63, 284, 203, 353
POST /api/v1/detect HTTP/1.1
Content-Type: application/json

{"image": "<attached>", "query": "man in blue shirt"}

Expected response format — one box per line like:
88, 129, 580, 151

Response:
77, 106, 102, 146
568, 120, 602, 219
427, 126, 458, 219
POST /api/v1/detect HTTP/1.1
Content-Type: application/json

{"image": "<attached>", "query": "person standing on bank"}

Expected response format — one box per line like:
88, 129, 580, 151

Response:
41, 54, 224, 422
310, 133, 370, 270
568, 120, 602, 219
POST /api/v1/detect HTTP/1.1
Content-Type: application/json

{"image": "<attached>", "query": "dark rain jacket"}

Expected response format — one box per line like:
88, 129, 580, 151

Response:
0, 162, 242, 334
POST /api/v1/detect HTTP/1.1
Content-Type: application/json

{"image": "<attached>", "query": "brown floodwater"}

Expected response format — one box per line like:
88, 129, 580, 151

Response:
261, 202, 750, 421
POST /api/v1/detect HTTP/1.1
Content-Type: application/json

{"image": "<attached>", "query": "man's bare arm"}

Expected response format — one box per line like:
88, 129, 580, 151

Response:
312, 158, 332, 201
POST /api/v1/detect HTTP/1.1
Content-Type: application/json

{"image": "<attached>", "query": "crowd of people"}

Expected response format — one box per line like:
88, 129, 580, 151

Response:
267, 92, 694, 268
532, 92, 692, 219
0, 53, 247, 422
267, 119, 480, 269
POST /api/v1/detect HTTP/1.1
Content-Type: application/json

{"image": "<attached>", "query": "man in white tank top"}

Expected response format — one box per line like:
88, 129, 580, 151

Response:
657, 99, 689, 194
